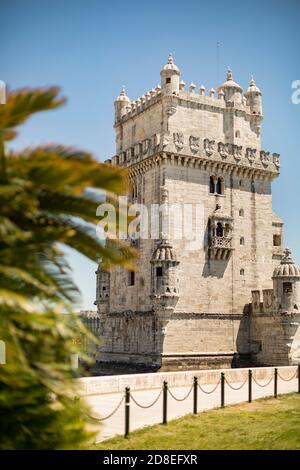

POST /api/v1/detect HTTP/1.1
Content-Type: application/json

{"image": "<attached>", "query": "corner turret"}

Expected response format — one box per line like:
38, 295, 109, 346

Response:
160, 53, 180, 96
245, 76, 262, 115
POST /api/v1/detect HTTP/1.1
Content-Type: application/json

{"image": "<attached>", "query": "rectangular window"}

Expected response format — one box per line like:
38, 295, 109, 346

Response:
156, 267, 163, 277
166, 77, 171, 84
128, 271, 135, 286
283, 282, 292, 293
273, 234, 281, 247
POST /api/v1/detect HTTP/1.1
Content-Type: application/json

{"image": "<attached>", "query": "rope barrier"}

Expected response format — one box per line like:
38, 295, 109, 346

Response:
197, 379, 221, 394
86, 394, 125, 421
277, 370, 298, 382
225, 376, 248, 391
130, 389, 163, 409
252, 375, 273, 388
168, 384, 194, 402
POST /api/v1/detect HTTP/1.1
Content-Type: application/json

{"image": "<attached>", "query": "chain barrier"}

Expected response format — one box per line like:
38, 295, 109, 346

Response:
225, 376, 248, 391
277, 369, 298, 382
130, 388, 163, 409
86, 394, 125, 422
167, 384, 194, 402
252, 375, 274, 388
197, 379, 221, 394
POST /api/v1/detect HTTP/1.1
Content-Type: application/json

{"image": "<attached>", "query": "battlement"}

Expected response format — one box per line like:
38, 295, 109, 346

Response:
251, 289, 276, 314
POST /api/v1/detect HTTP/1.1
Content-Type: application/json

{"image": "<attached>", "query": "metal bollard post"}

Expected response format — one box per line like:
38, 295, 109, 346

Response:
274, 368, 278, 398
162, 381, 168, 425
221, 372, 225, 408
298, 365, 300, 394
193, 377, 198, 414
248, 369, 252, 403
125, 387, 130, 437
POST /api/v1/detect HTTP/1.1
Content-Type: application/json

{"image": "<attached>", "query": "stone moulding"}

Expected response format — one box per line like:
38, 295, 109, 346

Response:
118, 137, 279, 177
127, 151, 279, 181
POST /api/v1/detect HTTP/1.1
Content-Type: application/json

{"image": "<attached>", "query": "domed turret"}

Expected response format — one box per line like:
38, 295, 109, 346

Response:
273, 248, 300, 312
114, 86, 130, 122
218, 68, 243, 104
245, 76, 262, 115
150, 239, 180, 311
160, 53, 180, 96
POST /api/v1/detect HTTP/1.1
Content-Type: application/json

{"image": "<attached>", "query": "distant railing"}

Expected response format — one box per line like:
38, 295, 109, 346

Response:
86, 365, 300, 438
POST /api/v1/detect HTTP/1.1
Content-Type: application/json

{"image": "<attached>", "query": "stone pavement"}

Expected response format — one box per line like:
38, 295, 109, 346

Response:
84, 374, 298, 442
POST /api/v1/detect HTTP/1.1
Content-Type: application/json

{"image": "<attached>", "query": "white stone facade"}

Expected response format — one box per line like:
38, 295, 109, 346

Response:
81, 55, 300, 371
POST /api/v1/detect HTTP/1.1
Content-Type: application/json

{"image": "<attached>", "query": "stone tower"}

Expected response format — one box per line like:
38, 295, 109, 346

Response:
90, 55, 293, 371
250, 249, 300, 365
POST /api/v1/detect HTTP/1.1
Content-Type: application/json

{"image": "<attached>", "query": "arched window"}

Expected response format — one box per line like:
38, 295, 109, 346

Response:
216, 222, 223, 237
216, 177, 223, 195
209, 176, 215, 194
235, 130, 241, 138
240, 269, 245, 276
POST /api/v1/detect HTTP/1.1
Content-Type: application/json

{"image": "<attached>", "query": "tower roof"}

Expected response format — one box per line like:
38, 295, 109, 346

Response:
218, 68, 242, 92
151, 239, 178, 263
115, 86, 130, 103
245, 76, 261, 96
161, 53, 180, 74
273, 248, 300, 278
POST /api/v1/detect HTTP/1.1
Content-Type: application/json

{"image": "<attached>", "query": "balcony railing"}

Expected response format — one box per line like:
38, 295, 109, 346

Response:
211, 236, 232, 249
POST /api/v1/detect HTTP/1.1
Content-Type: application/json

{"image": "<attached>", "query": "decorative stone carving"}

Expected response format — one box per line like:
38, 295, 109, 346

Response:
166, 105, 177, 116
162, 133, 170, 148
189, 136, 200, 154
218, 142, 230, 159
260, 150, 270, 167
152, 133, 160, 148
273, 153, 280, 169
233, 145, 242, 161
142, 139, 150, 154
203, 138, 215, 156
246, 147, 256, 163
173, 132, 184, 151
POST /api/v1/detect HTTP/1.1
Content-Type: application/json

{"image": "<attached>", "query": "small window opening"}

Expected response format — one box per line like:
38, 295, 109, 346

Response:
240, 237, 245, 246
156, 267, 163, 277
240, 269, 245, 276
235, 130, 241, 138
216, 177, 223, 195
166, 77, 171, 84
209, 176, 215, 194
239, 209, 244, 217
128, 271, 135, 286
283, 282, 292, 293
273, 234, 281, 247
216, 223, 224, 237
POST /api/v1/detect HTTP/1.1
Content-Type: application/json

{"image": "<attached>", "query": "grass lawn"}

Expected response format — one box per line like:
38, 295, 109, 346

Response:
91, 393, 300, 450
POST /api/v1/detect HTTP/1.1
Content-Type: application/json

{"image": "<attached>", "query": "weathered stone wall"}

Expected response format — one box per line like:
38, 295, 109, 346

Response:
96, 311, 250, 370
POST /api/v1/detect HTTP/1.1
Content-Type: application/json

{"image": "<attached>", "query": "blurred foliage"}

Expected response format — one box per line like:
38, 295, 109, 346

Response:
0, 87, 134, 449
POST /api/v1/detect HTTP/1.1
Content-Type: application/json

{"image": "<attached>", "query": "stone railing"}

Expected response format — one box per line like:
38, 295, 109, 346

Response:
211, 236, 232, 249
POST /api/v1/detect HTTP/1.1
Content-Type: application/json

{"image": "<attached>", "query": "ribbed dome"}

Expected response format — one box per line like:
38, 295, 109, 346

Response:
218, 68, 242, 92
273, 248, 300, 278
151, 239, 178, 263
245, 77, 261, 96
115, 86, 130, 103
161, 53, 180, 74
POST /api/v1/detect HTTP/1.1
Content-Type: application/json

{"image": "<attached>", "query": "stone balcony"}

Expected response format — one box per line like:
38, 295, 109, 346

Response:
210, 236, 233, 260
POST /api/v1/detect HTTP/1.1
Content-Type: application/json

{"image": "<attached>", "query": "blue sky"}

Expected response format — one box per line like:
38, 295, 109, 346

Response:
1, 0, 300, 309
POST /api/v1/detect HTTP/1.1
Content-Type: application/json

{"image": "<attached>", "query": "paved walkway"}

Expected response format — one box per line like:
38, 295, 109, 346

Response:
85, 375, 298, 442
